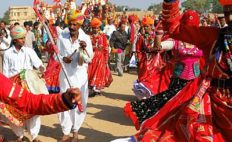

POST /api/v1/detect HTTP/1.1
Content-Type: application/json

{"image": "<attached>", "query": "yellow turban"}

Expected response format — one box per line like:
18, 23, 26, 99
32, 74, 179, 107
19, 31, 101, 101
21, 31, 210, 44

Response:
90, 18, 102, 28
10, 25, 27, 40
142, 16, 154, 26
219, 0, 232, 5
66, 10, 85, 25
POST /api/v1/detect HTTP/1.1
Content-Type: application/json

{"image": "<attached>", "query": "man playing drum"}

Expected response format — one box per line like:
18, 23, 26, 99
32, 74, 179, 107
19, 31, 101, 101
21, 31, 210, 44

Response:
2, 25, 45, 142
0, 73, 82, 142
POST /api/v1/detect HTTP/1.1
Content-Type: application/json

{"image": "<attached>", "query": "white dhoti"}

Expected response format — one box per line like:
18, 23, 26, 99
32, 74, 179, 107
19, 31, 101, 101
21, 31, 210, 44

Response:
10, 116, 41, 140
58, 66, 89, 135
56, 28, 93, 135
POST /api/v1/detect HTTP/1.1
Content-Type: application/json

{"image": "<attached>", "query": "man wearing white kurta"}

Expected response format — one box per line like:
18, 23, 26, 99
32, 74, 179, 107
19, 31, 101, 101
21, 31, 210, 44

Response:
3, 25, 44, 142
56, 11, 93, 141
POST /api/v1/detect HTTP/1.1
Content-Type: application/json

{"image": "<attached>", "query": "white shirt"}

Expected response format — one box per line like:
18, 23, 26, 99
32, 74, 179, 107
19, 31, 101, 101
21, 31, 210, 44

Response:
57, 28, 93, 92
25, 31, 36, 48
3, 46, 43, 77
103, 24, 116, 39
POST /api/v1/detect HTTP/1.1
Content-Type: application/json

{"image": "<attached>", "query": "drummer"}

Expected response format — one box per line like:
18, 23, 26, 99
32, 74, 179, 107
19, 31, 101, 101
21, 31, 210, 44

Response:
3, 25, 45, 142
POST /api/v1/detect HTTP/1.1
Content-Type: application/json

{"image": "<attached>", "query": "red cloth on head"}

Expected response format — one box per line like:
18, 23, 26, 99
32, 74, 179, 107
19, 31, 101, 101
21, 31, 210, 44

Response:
128, 15, 138, 23
219, 0, 232, 5
181, 10, 200, 27
121, 17, 127, 24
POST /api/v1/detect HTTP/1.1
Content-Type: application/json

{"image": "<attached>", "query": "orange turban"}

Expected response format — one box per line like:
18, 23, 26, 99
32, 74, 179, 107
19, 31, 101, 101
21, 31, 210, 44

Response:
90, 18, 102, 28
66, 10, 85, 25
219, 0, 232, 5
142, 16, 154, 26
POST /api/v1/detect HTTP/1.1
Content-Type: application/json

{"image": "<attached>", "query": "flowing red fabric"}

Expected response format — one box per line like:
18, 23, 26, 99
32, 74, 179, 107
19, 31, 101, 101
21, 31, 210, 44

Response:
135, 0, 232, 141
88, 34, 113, 90
133, 77, 232, 142
43, 55, 61, 93
140, 52, 173, 95
136, 36, 172, 95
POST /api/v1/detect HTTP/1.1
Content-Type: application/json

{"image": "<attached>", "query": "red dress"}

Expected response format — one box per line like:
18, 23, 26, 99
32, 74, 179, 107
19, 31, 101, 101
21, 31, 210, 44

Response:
44, 54, 61, 93
135, 33, 172, 96
88, 33, 113, 90
132, 1, 232, 141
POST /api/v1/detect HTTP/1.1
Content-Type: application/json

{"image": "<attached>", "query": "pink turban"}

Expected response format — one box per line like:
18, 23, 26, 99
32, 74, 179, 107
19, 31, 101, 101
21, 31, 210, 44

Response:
10, 25, 27, 40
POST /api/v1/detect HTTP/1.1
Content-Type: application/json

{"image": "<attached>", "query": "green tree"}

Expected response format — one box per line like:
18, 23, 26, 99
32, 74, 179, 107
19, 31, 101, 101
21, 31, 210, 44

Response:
147, 3, 162, 14
182, 0, 223, 13
0, 10, 10, 24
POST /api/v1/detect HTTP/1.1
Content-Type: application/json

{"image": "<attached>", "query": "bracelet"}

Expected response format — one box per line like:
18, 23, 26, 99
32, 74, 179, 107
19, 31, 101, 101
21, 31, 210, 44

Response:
156, 30, 164, 35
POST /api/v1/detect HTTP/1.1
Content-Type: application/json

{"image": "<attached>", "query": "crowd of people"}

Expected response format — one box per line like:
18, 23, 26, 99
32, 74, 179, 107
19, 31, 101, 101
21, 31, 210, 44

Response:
0, 0, 232, 141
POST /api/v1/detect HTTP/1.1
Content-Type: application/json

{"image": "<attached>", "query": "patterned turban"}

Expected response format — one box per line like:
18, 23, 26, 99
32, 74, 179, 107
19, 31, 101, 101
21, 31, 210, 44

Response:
142, 16, 154, 26
10, 25, 27, 40
67, 10, 85, 25
90, 18, 102, 28
181, 10, 200, 27
219, 0, 232, 5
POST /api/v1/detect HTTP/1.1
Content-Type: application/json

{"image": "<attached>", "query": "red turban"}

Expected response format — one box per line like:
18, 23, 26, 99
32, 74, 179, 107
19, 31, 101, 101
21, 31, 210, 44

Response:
128, 15, 138, 23
142, 16, 154, 26
181, 10, 200, 27
90, 18, 102, 28
121, 17, 127, 24
219, 0, 232, 5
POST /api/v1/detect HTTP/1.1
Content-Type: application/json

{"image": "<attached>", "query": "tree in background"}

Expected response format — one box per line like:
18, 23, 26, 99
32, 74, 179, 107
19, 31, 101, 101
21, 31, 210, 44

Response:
182, 0, 223, 13
147, 0, 223, 14
0, 10, 10, 24
147, 3, 162, 15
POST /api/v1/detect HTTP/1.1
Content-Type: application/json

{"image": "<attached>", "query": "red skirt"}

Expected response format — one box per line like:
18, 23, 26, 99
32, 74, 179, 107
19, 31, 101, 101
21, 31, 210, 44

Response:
137, 52, 172, 95
133, 77, 232, 142
44, 55, 61, 93
88, 50, 113, 90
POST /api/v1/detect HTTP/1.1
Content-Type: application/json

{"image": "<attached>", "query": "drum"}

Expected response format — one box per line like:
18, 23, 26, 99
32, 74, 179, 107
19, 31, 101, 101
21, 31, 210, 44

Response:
0, 70, 48, 126
10, 69, 49, 94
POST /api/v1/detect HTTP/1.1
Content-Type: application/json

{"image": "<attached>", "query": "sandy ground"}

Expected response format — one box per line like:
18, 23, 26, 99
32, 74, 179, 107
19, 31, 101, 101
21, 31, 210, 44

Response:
0, 72, 138, 142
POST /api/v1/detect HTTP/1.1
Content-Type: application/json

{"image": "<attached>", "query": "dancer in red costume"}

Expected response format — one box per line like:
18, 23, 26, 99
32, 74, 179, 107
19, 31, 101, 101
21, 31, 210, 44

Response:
0, 73, 81, 115
124, 10, 204, 131
133, 16, 172, 99
0, 73, 82, 141
113, 0, 232, 142
88, 18, 113, 97
43, 25, 61, 94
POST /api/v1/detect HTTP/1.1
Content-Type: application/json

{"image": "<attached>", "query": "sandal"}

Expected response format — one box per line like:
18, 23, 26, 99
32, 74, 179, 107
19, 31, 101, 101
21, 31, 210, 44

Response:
71, 132, 79, 142
58, 135, 71, 142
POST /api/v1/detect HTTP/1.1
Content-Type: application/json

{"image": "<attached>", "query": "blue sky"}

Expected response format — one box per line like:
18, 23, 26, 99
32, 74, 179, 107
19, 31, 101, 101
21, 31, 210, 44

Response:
0, 0, 163, 17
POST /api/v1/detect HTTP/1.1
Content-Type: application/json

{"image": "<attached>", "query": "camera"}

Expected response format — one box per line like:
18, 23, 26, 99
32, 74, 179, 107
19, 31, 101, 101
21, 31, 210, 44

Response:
123, 6, 128, 12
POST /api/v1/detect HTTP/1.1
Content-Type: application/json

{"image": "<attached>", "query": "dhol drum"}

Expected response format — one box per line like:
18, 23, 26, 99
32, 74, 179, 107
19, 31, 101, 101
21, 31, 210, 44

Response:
0, 70, 49, 126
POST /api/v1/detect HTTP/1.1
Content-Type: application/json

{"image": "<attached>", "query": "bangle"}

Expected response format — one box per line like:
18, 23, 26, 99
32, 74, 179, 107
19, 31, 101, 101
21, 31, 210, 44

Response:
156, 30, 164, 35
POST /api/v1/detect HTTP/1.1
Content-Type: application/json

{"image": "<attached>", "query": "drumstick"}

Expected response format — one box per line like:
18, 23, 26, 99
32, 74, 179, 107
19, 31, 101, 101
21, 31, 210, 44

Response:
69, 49, 77, 58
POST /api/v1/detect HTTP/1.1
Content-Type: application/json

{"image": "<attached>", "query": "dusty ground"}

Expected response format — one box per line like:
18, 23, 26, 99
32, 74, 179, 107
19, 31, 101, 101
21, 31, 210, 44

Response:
0, 72, 138, 142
